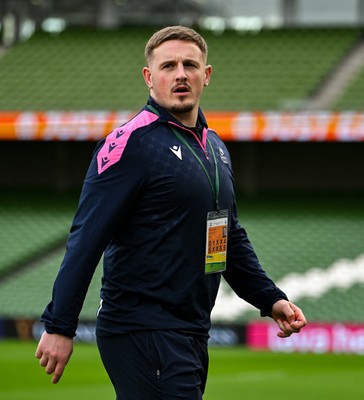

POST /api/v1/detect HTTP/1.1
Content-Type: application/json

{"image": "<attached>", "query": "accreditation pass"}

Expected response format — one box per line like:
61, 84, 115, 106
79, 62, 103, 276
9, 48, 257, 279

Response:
205, 209, 228, 274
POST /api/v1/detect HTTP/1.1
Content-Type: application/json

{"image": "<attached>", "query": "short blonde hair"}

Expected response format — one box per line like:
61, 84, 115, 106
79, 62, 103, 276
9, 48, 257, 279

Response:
144, 26, 208, 65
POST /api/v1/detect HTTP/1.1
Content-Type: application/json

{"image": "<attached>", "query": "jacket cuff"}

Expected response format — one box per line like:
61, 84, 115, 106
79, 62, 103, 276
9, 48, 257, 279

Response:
44, 321, 76, 338
259, 288, 288, 318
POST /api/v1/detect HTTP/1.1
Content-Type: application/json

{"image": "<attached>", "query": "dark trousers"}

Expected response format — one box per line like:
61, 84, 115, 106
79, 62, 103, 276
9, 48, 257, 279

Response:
97, 330, 209, 400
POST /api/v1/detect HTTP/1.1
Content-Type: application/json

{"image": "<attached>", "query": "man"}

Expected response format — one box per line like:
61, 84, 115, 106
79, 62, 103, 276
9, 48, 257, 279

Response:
36, 26, 306, 399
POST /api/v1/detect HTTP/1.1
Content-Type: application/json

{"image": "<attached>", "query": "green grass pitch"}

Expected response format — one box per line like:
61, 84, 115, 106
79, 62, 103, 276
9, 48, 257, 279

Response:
1, 340, 364, 399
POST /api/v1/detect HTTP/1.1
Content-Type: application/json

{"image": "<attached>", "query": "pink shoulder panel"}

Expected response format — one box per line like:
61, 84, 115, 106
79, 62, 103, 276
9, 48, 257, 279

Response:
97, 110, 159, 174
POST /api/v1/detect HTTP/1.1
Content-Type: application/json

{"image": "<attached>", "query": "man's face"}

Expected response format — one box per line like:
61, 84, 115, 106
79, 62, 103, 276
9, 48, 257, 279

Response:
143, 39, 212, 125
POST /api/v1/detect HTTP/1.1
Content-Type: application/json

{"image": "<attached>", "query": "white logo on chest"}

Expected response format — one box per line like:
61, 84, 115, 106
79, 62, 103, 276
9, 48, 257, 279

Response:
169, 145, 182, 160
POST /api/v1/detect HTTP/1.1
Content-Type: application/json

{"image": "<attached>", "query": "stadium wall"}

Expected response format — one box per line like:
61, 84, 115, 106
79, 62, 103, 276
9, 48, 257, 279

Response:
1, 140, 363, 194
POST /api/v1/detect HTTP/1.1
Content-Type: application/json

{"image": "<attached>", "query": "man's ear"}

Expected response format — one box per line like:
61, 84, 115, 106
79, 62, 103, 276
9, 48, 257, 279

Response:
142, 67, 153, 89
204, 64, 212, 87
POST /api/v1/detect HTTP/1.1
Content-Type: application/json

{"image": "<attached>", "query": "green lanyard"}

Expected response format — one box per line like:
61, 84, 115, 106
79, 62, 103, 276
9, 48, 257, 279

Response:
170, 127, 220, 212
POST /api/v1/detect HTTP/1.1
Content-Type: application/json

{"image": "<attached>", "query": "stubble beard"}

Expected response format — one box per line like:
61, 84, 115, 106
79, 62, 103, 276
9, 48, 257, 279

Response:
168, 100, 194, 115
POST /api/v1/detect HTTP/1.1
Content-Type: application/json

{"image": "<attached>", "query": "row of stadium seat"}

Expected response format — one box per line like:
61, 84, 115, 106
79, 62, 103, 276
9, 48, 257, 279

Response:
0, 27, 361, 111
0, 249, 103, 320
0, 191, 76, 276
332, 67, 364, 110
237, 194, 364, 280
238, 283, 364, 323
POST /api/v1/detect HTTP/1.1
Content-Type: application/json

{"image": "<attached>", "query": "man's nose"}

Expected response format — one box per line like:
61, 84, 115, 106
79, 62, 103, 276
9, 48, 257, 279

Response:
175, 63, 187, 80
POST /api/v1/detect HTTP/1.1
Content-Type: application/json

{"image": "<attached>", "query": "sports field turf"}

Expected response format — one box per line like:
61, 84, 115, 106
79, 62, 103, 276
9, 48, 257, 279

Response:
1, 340, 363, 399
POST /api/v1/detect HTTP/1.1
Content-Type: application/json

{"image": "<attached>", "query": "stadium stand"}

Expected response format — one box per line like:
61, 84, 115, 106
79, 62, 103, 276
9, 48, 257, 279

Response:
236, 194, 364, 280
205, 28, 361, 110
0, 190, 76, 277
0, 248, 103, 320
0, 192, 363, 323
0, 27, 361, 111
297, 284, 364, 322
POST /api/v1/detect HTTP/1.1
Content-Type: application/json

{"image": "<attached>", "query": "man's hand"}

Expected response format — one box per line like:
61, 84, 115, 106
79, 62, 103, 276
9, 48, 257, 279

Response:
271, 300, 307, 338
35, 331, 73, 384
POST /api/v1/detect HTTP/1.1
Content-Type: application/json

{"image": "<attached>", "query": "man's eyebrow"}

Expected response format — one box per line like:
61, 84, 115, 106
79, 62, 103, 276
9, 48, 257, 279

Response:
160, 58, 200, 66
160, 59, 176, 65
183, 58, 200, 65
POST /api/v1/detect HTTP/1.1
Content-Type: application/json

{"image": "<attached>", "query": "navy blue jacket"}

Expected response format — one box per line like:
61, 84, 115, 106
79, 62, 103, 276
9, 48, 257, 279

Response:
41, 97, 287, 338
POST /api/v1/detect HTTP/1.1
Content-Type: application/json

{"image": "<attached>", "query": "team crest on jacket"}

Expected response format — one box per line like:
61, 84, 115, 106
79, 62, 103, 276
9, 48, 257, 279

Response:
219, 147, 228, 164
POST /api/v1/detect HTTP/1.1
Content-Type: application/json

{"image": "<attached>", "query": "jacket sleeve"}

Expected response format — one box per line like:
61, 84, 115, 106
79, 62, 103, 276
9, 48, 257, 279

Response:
41, 135, 146, 337
223, 200, 288, 318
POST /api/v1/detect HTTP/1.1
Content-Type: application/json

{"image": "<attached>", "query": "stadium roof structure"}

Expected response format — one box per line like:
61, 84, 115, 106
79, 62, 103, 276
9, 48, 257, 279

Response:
1, 0, 222, 30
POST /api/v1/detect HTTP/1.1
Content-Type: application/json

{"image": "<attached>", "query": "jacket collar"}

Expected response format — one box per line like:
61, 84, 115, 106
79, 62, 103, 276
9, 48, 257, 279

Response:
146, 96, 208, 132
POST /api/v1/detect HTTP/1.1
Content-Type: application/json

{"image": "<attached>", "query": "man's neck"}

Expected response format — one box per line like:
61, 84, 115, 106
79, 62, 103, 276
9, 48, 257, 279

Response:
169, 110, 198, 128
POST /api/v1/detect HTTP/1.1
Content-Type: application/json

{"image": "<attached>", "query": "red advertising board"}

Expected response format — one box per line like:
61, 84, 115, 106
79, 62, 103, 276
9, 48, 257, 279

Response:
247, 322, 364, 354
1, 111, 364, 141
